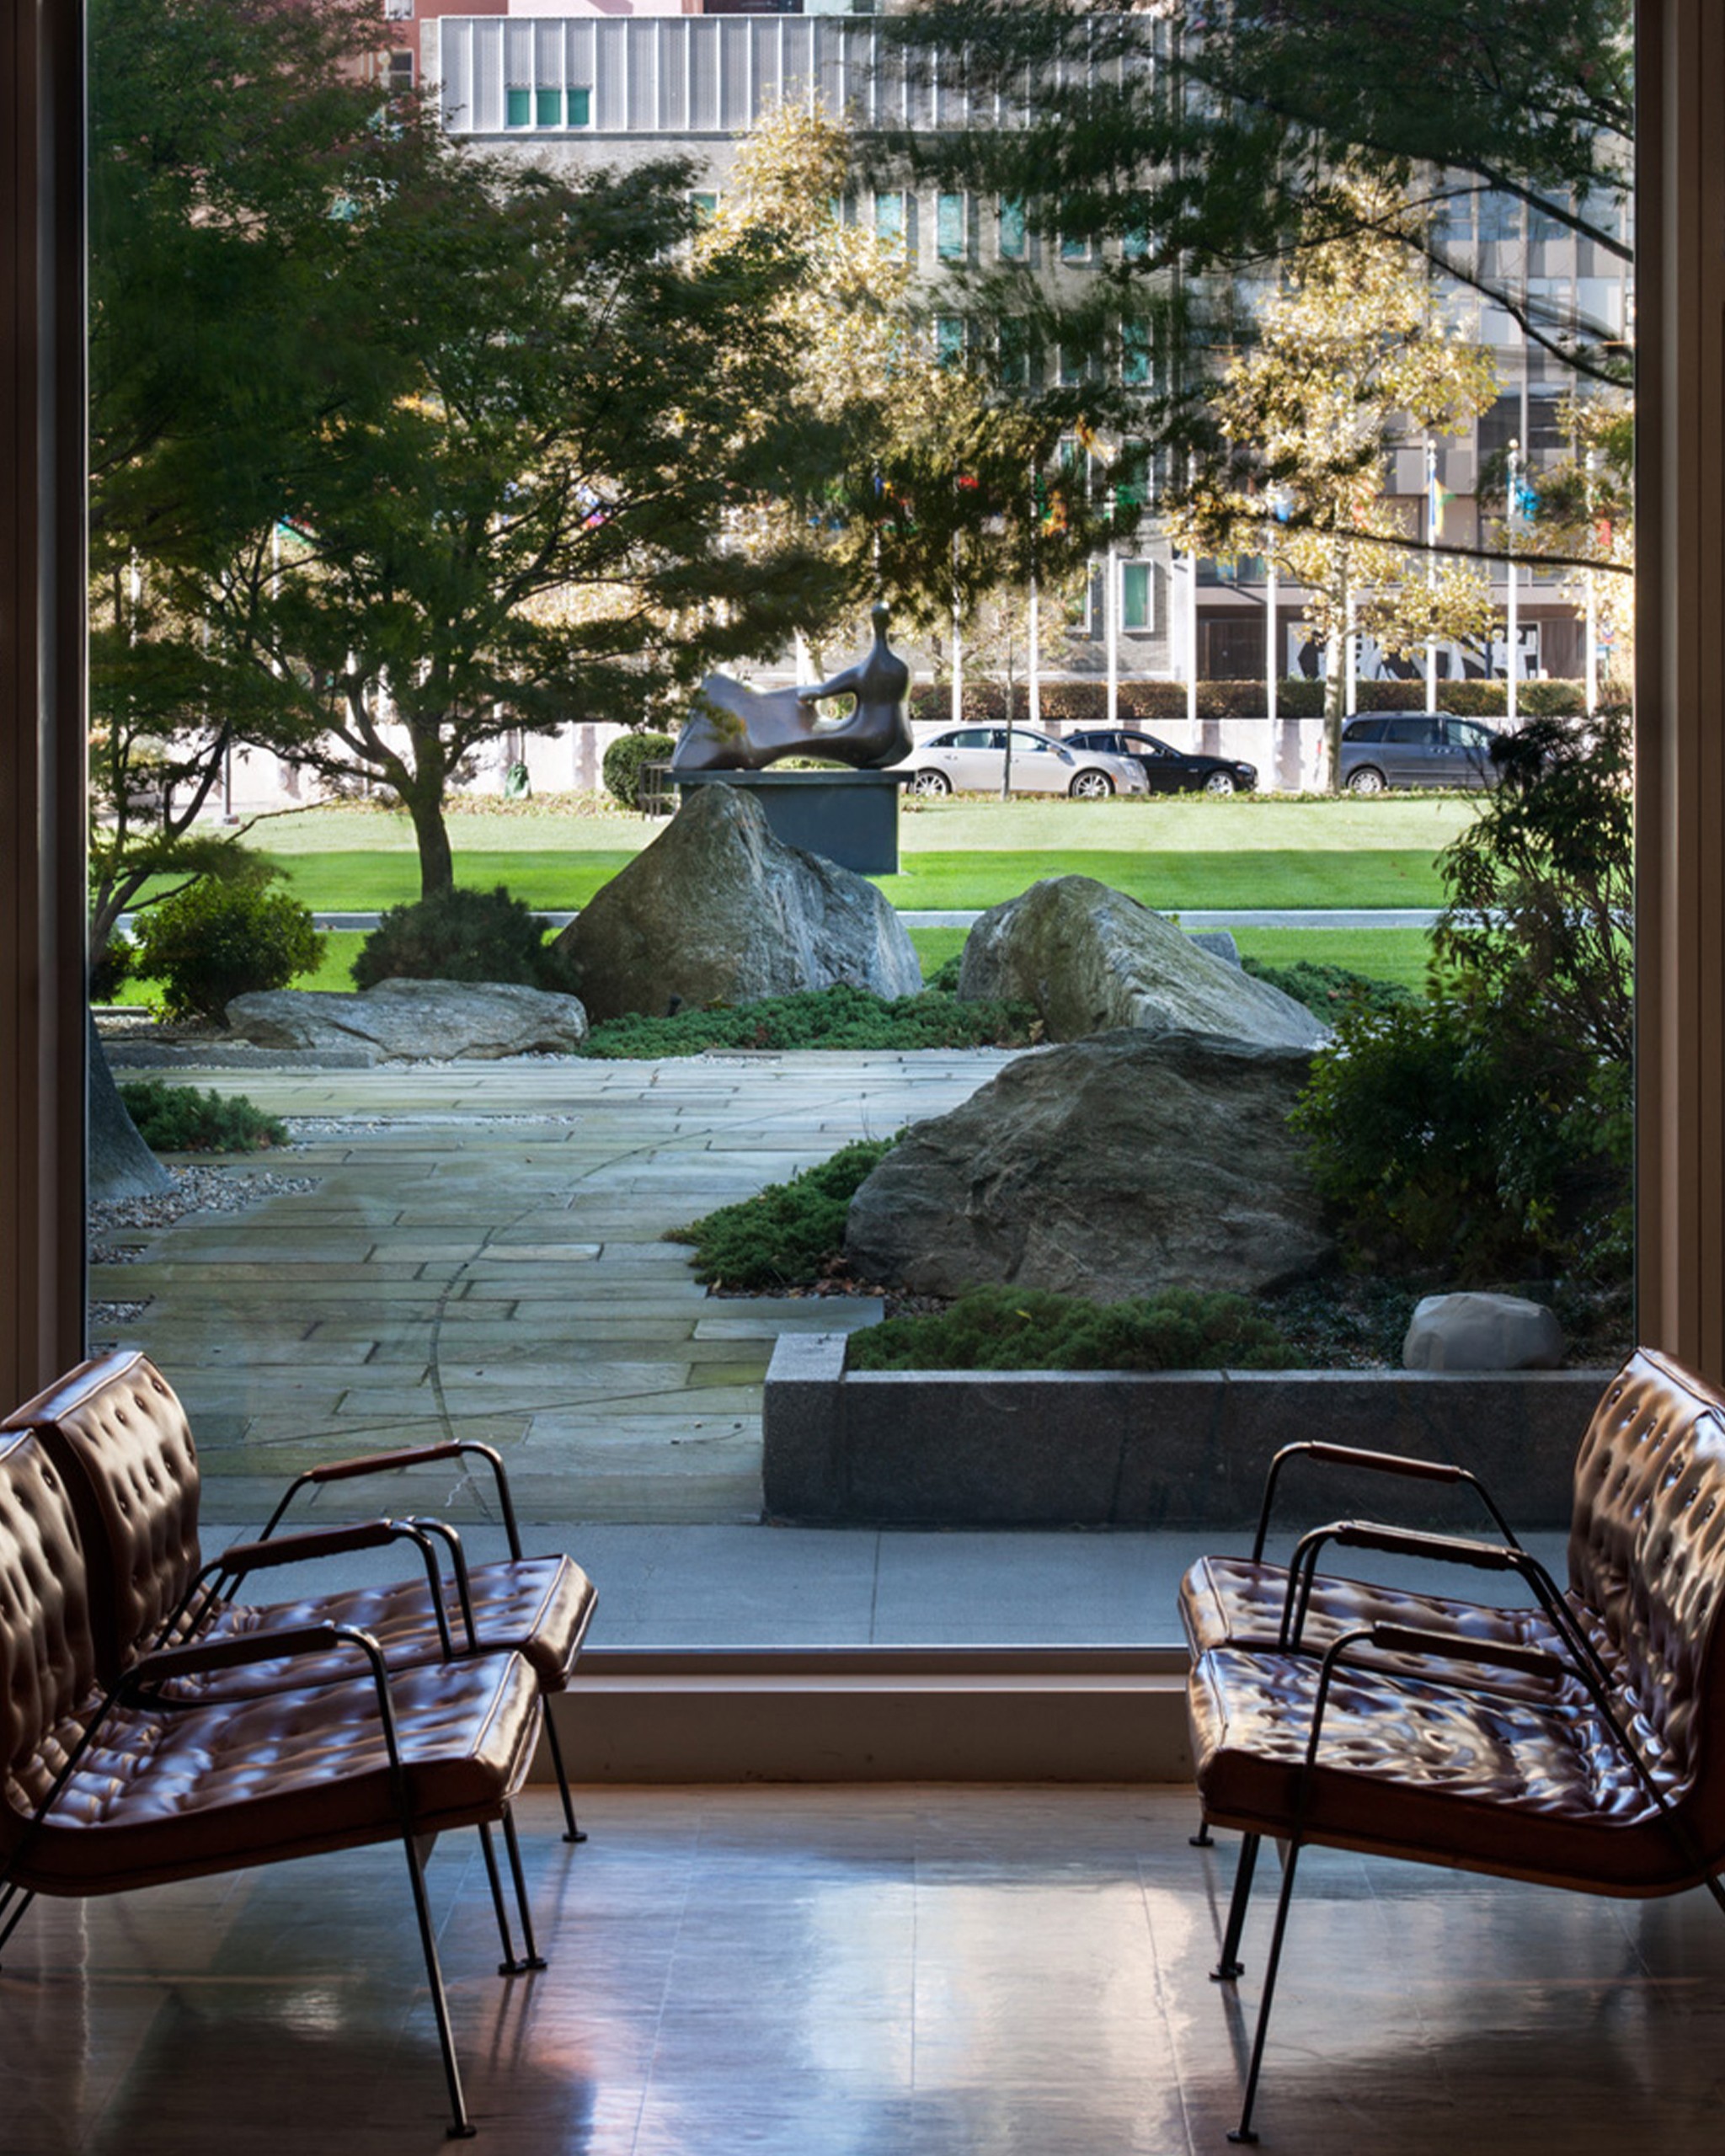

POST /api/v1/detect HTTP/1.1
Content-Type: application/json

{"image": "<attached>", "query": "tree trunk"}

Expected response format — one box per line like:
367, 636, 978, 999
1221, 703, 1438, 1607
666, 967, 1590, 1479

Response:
401, 769, 456, 900
87, 1006, 173, 1202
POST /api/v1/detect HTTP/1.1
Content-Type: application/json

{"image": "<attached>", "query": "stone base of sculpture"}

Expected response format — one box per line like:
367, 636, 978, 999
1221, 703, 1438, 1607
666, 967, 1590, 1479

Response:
670, 767, 911, 875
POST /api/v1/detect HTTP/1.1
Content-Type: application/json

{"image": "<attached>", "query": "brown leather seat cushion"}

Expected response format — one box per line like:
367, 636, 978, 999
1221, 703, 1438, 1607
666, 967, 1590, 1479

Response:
1189, 1642, 1697, 1896
13, 1650, 542, 1897
195, 1555, 596, 1690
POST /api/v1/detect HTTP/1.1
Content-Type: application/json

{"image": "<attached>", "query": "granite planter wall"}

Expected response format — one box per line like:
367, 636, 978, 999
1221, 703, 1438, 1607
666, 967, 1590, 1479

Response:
763, 1333, 1610, 1529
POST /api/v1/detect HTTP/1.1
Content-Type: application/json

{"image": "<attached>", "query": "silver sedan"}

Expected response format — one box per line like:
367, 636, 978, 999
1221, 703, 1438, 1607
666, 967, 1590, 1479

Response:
903, 725, 1149, 798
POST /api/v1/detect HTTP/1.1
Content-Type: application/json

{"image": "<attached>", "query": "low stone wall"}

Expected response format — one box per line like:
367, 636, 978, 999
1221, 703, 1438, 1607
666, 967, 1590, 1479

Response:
763, 1333, 1610, 1529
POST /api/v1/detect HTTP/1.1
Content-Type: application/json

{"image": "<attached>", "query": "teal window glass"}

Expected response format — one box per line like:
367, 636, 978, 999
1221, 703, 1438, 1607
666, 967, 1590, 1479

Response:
1121, 321, 1151, 386
536, 88, 563, 126
936, 316, 965, 365
998, 199, 1026, 259
568, 86, 591, 127
937, 195, 965, 258
505, 87, 531, 128
1122, 223, 1149, 260
691, 190, 719, 220
874, 192, 905, 247
996, 318, 1029, 387
1122, 563, 1151, 631
1060, 232, 1088, 264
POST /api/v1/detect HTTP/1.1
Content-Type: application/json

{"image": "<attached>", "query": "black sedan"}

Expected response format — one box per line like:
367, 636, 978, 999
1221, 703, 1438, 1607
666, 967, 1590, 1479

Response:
1063, 727, 1258, 795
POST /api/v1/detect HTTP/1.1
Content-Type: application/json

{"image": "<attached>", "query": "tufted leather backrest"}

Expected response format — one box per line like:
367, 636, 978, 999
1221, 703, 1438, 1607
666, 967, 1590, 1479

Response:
1567, 1349, 1725, 1788
3, 1352, 202, 1682
0, 1432, 97, 1799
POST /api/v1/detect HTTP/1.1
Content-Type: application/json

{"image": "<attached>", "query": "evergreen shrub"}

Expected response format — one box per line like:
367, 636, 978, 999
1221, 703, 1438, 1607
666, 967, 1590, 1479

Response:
117, 1079, 287, 1153
601, 730, 676, 810
847, 1284, 1300, 1372
667, 1136, 897, 1289
352, 885, 578, 993
582, 981, 1037, 1059
131, 878, 324, 1022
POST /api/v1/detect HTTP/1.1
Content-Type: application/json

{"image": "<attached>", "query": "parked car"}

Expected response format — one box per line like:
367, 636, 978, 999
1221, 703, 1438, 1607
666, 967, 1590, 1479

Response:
1064, 726, 1258, 796
1338, 712, 1503, 793
902, 725, 1149, 798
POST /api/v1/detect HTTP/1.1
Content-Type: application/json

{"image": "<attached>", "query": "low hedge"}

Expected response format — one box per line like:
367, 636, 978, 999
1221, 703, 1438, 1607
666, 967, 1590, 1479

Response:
602, 731, 676, 811
667, 1136, 897, 1289
846, 1283, 1301, 1371
582, 981, 1039, 1059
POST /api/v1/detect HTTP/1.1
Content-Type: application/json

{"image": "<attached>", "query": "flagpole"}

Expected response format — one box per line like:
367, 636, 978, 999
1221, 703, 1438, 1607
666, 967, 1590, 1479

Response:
1424, 438, 1439, 707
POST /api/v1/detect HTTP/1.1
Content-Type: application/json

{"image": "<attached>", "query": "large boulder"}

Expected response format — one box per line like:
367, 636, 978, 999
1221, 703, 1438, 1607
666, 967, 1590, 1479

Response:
846, 1028, 1335, 1300
224, 979, 589, 1063
958, 876, 1327, 1049
554, 782, 922, 1022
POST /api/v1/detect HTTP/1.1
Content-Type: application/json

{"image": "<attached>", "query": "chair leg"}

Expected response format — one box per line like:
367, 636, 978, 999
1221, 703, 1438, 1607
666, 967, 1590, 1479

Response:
398, 1827, 476, 2138
1212, 1832, 1259, 1982
478, 1822, 531, 1977
0, 1884, 35, 1962
501, 1806, 547, 1971
1190, 1816, 1215, 1848
542, 1709, 586, 1844
1228, 1838, 1303, 2146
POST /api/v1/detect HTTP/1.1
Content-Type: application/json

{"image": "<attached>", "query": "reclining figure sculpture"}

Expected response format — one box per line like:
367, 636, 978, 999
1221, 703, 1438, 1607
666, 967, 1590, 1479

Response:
670, 603, 914, 773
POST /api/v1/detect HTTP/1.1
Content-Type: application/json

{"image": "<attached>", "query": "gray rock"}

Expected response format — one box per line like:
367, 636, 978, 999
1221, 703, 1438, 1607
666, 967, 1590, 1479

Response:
845, 1028, 1335, 1300
1402, 1293, 1567, 1371
1188, 929, 1242, 969
957, 876, 1326, 1047
554, 782, 922, 1023
224, 979, 589, 1063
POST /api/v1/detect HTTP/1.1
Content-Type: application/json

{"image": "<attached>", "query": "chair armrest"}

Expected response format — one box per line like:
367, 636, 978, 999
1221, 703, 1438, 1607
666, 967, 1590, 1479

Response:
169, 1520, 457, 1660
1250, 1439, 1519, 1563
259, 1440, 524, 1560
123, 1621, 372, 1694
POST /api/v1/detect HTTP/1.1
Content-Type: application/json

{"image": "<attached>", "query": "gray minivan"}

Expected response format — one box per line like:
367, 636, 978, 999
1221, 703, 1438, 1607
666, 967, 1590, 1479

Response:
1338, 712, 1503, 793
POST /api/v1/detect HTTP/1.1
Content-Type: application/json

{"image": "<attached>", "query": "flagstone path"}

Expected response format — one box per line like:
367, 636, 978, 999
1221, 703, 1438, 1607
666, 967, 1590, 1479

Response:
93, 1050, 1010, 1529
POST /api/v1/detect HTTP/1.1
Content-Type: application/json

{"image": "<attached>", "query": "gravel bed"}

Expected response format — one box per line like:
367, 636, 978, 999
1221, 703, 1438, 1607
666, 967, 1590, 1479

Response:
89, 1161, 318, 1264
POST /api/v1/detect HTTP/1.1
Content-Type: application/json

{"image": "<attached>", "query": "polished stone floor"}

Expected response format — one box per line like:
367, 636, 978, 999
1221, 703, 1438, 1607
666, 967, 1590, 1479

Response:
7, 1785, 1723, 2155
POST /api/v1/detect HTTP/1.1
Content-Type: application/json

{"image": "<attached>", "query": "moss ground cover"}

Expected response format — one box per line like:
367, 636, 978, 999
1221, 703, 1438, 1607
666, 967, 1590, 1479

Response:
846, 1284, 1300, 1371
666, 1137, 899, 1289
582, 983, 1039, 1059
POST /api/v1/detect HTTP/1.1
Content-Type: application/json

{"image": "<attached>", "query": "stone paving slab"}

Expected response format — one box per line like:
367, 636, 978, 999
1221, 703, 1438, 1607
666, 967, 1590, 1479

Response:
99, 1051, 1001, 1529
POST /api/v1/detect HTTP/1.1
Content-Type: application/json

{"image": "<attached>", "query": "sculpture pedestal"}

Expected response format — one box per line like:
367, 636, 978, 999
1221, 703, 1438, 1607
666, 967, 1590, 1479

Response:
671, 768, 911, 875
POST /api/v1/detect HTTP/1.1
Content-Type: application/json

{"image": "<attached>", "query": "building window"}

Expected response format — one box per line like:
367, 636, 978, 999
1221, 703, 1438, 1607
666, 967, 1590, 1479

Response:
537, 88, 563, 127
996, 318, 1030, 387
874, 191, 905, 248
998, 199, 1026, 260
383, 0, 413, 16
935, 316, 966, 366
389, 50, 414, 93
568, 86, 591, 128
690, 190, 719, 220
1060, 231, 1090, 264
1122, 562, 1151, 632
505, 86, 531, 128
1121, 222, 1148, 261
1121, 320, 1151, 387
937, 194, 966, 259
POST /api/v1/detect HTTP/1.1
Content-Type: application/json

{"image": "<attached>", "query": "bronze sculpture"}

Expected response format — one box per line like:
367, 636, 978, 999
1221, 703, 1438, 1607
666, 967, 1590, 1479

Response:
670, 603, 914, 773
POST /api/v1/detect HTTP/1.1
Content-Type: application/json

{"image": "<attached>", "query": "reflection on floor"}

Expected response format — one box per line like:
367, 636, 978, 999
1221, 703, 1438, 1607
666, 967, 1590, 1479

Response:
7, 1785, 1722, 2155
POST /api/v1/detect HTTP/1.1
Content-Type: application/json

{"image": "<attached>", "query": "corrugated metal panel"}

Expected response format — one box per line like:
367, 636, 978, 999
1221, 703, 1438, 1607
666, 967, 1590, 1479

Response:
719, 21, 751, 131
569, 20, 596, 108
690, 20, 720, 131
471, 20, 502, 132
595, 21, 627, 131
750, 20, 779, 120
781, 19, 814, 110
535, 21, 563, 88
627, 21, 657, 129
814, 19, 846, 114
436, 23, 469, 132
505, 19, 533, 87
658, 20, 688, 133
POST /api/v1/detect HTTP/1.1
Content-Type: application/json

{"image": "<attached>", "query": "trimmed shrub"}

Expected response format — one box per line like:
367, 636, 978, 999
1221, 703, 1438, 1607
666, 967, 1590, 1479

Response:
667, 1136, 898, 1289
117, 1079, 288, 1154
602, 730, 676, 811
582, 981, 1039, 1059
351, 885, 578, 994
847, 1284, 1300, 1372
131, 878, 323, 1023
